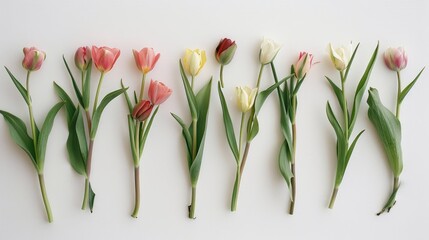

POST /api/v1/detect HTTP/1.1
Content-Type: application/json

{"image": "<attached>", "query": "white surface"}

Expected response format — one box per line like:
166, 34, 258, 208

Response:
0, 0, 428, 239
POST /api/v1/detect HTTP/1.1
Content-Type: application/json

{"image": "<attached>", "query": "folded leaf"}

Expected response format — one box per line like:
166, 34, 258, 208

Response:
90, 88, 128, 139
4, 67, 29, 105
194, 78, 212, 149
53, 82, 77, 126
0, 110, 37, 170
179, 60, 198, 120
279, 140, 293, 191
218, 82, 239, 162
367, 88, 403, 177
66, 108, 87, 176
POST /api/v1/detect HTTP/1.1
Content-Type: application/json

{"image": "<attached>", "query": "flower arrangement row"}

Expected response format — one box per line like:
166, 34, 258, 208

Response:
0, 38, 423, 223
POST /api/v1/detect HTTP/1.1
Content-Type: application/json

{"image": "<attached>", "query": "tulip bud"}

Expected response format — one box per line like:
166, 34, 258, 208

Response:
182, 49, 207, 77
215, 38, 237, 65
235, 86, 258, 113
328, 43, 352, 71
148, 80, 172, 105
75, 46, 92, 71
22, 47, 46, 71
384, 47, 407, 72
259, 38, 281, 65
132, 100, 153, 122
293, 52, 314, 79
92, 46, 121, 73
133, 48, 160, 74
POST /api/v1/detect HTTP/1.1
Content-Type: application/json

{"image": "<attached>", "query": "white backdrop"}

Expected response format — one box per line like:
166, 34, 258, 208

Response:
0, 0, 428, 239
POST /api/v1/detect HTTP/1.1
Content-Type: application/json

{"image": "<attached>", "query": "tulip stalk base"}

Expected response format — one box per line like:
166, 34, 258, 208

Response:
131, 166, 141, 218
329, 187, 339, 209
188, 187, 197, 219
377, 177, 400, 216
38, 174, 53, 223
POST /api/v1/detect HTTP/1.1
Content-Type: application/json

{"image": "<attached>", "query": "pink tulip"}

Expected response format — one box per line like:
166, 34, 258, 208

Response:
148, 80, 172, 105
22, 47, 46, 71
133, 48, 160, 74
132, 100, 153, 122
384, 47, 407, 72
75, 46, 92, 71
293, 52, 313, 79
91, 46, 121, 73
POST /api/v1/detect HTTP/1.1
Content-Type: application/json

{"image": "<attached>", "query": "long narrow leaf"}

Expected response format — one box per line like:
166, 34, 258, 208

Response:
0, 110, 37, 170
121, 80, 133, 114
279, 140, 293, 192
4, 67, 30, 104
140, 106, 159, 155
344, 43, 360, 80
399, 67, 424, 103
189, 132, 207, 186
195, 78, 212, 149
217, 82, 239, 162
66, 108, 87, 176
53, 82, 77, 126
171, 113, 193, 168
82, 61, 92, 109
345, 130, 365, 167
179, 60, 198, 120
63, 56, 84, 106
326, 76, 346, 115
127, 115, 138, 166
254, 79, 286, 116
90, 88, 128, 139
36, 102, 64, 170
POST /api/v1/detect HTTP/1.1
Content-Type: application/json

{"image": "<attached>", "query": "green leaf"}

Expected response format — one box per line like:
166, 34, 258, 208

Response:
4, 67, 30, 105
140, 106, 159, 155
292, 78, 305, 96
367, 88, 403, 177
133, 91, 138, 104
171, 113, 193, 167
348, 42, 379, 134
179, 60, 198, 120
194, 78, 212, 149
89, 182, 96, 213
217, 82, 239, 162
121, 80, 133, 114
344, 43, 360, 80
326, 76, 346, 116
279, 140, 293, 191
0, 110, 37, 171
399, 67, 424, 103
82, 61, 92, 109
36, 102, 64, 170
254, 79, 285, 116
90, 88, 128, 139
190, 131, 207, 187
63, 56, 84, 107
247, 117, 259, 141
66, 108, 87, 176
127, 115, 138, 166
345, 130, 365, 167
53, 82, 77, 126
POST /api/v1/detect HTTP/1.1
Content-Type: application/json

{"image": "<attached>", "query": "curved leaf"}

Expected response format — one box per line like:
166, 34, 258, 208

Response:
399, 67, 424, 104
195, 78, 212, 148
190, 132, 207, 187
4, 67, 29, 105
37, 102, 64, 170
90, 88, 128, 139
367, 88, 402, 177
345, 130, 365, 167
121, 80, 133, 114
66, 108, 87, 176
0, 110, 37, 170
217, 82, 239, 162
127, 115, 138, 166
171, 113, 192, 167
63, 56, 84, 107
254, 79, 285, 116
82, 61, 92, 109
53, 82, 77, 126
279, 140, 293, 192
179, 60, 198, 120
140, 106, 160, 155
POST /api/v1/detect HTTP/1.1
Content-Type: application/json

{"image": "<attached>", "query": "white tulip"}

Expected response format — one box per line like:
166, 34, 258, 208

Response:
328, 43, 353, 71
235, 86, 258, 113
259, 38, 282, 65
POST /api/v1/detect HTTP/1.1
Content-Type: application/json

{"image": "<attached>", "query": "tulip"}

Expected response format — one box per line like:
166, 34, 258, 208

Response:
259, 38, 281, 65
293, 52, 314, 79
22, 47, 46, 71
328, 43, 352, 71
75, 46, 92, 71
148, 80, 172, 105
91, 46, 121, 73
182, 49, 206, 77
215, 38, 237, 65
384, 47, 407, 72
133, 48, 160, 74
235, 86, 258, 113
132, 100, 153, 122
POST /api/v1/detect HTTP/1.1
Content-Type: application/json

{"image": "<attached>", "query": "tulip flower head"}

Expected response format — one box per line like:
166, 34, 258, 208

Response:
22, 47, 46, 71
92, 46, 121, 73
132, 100, 153, 122
235, 86, 258, 113
215, 38, 237, 65
328, 43, 352, 71
182, 49, 207, 77
384, 47, 408, 72
133, 48, 160, 74
259, 38, 281, 65
293, 52, 314, 79
75, 46, 92, 71
148, 80, 172, 105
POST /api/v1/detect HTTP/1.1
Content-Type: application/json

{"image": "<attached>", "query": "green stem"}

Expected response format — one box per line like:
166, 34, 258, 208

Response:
238, 113, 245, 158
135, 122, 141, 159
131, 166, 140, 218
81, 70, 85, 92
220, 65, 225, 88
25, 71, 38, 160
82, 178, 89, 210
189, 186, 196, 219
138, 73, 146, 102
256, 64, 264, 89
289, 123, 297, 215
395, 71, 401, 119
38, 174, 53, 223
377, 177, 400, 215
340, 71, 349, 140
192, 119, 197, 160
328, 187, 339, 209
231, 167, 241, 211
92, 72, 105, 113
191, 76, 195, 91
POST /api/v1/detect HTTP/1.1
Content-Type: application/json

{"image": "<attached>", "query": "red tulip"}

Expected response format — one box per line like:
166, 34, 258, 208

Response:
148, 80, 172, 105
215, 38, 237, 65
132, 100, 153, 122
91, 46, 120, 73
22, 47, 46, 71
133, 48, 160, 74
75, 46, 92, 71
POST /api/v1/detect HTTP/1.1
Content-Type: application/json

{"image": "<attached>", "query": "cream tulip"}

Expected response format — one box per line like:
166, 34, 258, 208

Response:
235, 86, 258, 113
259, 38, 281, 65
182, 49, 207, 77
328, 43, 352, 71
